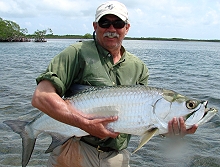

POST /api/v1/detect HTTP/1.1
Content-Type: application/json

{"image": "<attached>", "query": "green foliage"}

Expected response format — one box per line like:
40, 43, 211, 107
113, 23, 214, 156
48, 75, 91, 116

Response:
83, 33, 92, 39
33, 28, 53, 42
0, 17, 28, 41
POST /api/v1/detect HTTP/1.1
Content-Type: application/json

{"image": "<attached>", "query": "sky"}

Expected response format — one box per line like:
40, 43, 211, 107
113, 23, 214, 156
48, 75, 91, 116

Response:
0, 0, 220, 39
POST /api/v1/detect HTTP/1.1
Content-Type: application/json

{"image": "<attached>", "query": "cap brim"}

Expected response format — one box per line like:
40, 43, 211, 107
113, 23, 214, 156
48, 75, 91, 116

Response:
95, 12, 127, 22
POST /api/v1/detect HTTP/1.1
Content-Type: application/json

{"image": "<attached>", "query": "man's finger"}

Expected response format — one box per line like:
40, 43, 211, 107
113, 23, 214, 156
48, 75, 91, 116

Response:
179, 117, 186, 137
186, 124, 198, 134
172, 117, 180, 135
102, 116, 118, 125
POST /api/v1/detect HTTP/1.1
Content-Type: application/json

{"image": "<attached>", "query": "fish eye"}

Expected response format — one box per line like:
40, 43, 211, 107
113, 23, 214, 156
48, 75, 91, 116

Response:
186, 100, 198, 109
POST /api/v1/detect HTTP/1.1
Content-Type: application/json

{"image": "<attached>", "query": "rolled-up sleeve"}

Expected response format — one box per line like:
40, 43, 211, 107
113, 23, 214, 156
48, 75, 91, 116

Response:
36, 45, 81, 96
36, 72, 65, 96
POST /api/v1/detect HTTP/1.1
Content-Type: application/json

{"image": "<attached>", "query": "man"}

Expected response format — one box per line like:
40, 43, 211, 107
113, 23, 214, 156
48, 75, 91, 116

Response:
32, 1, 197, 167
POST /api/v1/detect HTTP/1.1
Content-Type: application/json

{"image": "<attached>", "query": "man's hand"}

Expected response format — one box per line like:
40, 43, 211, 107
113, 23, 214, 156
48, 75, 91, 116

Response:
166, 117, 198, 138
81, 116, 119, 139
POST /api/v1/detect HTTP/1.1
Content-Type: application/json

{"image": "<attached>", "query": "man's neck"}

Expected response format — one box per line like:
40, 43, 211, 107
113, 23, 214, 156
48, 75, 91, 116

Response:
109, 48, 122, 64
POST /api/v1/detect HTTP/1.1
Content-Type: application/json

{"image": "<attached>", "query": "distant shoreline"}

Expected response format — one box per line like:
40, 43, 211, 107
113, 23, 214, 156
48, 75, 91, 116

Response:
1, 34, 220, 43
42, 35, 220, 42
125, 37, 220, 42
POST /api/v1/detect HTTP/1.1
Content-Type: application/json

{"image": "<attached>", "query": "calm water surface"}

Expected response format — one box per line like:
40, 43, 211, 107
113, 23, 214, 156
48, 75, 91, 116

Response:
0, 39, 220, 167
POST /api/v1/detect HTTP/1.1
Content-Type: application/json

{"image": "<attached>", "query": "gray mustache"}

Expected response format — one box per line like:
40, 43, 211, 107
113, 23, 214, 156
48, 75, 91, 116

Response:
103, 32, 119, 38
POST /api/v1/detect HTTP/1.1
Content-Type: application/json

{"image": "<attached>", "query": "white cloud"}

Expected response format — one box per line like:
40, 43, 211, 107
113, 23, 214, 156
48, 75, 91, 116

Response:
24, 22, 32, 27
41, 0, 75, 10
0, 0, 96, 18
134, 8, 144, 16
0, 0, 220, 39
0, 1, 10, 12
202, 10, 220, 25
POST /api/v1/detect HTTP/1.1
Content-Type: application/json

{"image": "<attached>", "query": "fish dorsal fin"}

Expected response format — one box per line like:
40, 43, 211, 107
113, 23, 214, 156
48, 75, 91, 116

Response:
133, 128, 159, 154
64, 84, 92, 97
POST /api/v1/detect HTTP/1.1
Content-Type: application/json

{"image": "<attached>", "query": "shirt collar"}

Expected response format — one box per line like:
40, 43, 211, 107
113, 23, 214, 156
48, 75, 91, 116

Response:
95, 41, 126, 63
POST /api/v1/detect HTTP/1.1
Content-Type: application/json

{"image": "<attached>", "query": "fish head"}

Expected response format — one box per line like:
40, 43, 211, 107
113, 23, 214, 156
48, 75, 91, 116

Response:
154, 90, 207, 125
185, 106, 218, 127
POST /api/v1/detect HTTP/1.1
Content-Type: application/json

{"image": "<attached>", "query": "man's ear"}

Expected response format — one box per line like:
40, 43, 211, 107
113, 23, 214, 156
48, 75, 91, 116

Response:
93, 22, 98, 31
125, 24, 130, 35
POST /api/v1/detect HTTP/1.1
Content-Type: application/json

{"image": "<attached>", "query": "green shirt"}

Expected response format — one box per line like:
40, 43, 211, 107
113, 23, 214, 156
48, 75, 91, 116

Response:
36, 40, 149, 150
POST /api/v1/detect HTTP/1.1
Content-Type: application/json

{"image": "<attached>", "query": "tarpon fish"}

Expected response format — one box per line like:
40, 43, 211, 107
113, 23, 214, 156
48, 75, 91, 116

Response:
4, 85, 218, 167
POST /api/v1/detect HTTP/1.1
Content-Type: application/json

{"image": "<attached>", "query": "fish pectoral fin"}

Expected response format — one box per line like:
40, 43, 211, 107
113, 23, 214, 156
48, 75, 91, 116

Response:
45, 133, 71, 153
86, 106, 120, 118
133, 128, 159, 154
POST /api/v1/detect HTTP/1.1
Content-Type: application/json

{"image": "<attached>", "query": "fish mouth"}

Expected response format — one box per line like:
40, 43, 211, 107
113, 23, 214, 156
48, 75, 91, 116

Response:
184, 100, 218, 126
202, 106, 217, 118
201, 101, 209, 118
203, 107, 210, 117
198, 100, 209, 117
184, 101, 208, 121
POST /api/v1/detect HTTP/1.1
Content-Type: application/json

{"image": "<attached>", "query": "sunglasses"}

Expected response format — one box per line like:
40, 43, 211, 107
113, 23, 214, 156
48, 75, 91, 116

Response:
98, 19, 126, 29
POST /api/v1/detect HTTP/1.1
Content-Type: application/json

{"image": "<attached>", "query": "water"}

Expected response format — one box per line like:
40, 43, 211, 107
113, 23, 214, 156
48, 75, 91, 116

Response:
0, 39, 220, 167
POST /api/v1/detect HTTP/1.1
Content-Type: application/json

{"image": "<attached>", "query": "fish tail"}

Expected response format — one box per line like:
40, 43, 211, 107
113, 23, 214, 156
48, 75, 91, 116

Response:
3, 120, 36, 167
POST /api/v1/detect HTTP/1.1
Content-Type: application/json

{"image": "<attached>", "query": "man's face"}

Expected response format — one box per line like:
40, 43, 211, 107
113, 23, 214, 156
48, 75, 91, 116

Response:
93, 14, 130, 51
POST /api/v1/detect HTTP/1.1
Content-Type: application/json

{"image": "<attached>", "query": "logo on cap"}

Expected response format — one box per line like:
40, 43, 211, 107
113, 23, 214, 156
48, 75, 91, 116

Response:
105, 4, 115, 10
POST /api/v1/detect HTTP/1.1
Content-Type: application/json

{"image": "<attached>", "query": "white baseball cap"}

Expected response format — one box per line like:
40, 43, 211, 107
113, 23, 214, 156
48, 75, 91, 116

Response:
95, 1, 129, 22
